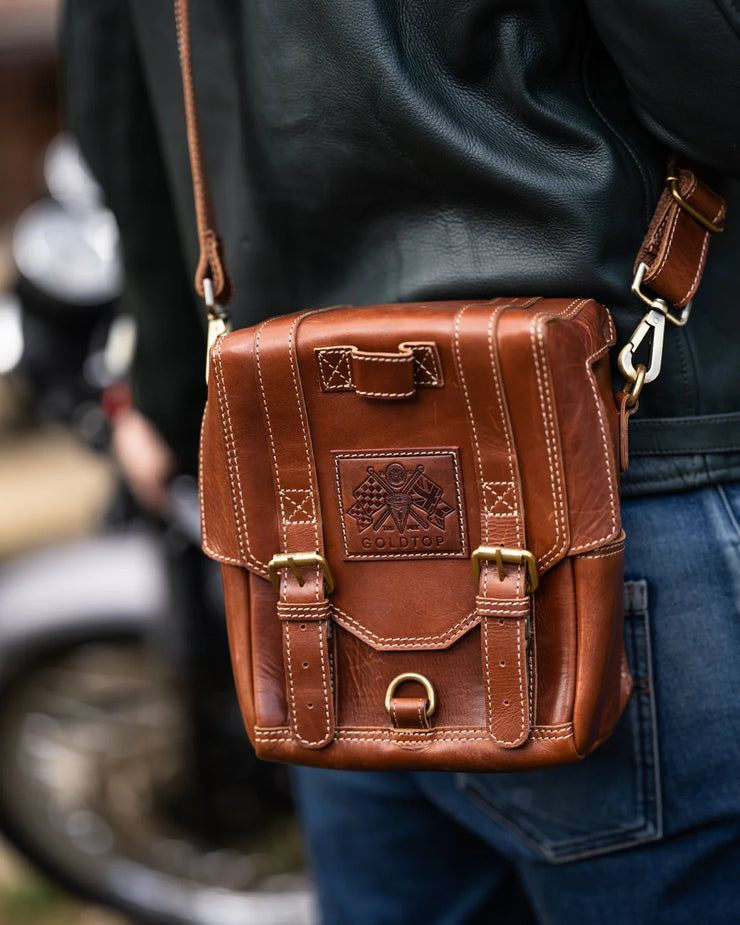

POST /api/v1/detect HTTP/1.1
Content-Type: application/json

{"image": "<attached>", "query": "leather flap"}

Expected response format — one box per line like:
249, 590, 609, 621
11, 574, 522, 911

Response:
200, 299, 620, 649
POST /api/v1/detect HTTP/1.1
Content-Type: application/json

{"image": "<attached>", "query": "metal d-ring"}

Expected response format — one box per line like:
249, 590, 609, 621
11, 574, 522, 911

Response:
384, 672, 437, 718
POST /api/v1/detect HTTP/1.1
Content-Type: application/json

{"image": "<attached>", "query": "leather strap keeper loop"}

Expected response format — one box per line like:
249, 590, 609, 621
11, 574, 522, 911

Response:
389, 698, 431, 730
474, 595, 530, 619
277, 601, 332, 622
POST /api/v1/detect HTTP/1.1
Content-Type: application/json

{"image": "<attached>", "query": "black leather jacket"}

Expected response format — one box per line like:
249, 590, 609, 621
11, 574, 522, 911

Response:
63, 0, 740, 495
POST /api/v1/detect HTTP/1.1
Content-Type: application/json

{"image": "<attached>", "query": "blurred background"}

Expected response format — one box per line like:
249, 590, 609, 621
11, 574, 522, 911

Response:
0, 1, 121, 921
0, 2, 312, 923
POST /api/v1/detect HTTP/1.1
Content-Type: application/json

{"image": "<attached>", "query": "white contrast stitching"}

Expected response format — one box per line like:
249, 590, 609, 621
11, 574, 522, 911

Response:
453, 302, 494, 593
567, 340, 618, 551
317, 349, 353, 389
281, 488, 315, 524
355, 388, 415, 398
408, 344, 442, 386
575, 545, 625, 561
284, 621, 331, 747
354, 352, 413, 364
254, 724, 574, 743
287, 312, 320, 553
330, 604, 479, 647
214, 337, 251, 563
655, 175, 697, 277
482, 481, 516, 514
199, 404, 241, 564
486, 309, 523, 554
531, 303, 586, 569
256, 321, 288, 565
679, 228, 710, 306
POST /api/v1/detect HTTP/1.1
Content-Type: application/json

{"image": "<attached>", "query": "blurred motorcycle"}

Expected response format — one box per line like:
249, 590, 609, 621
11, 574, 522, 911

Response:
0, 135, 314, 925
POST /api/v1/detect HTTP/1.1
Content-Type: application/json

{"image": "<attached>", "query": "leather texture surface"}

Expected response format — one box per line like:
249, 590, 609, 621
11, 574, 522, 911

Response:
64, 0, 740, 496
202, 298, 631, 770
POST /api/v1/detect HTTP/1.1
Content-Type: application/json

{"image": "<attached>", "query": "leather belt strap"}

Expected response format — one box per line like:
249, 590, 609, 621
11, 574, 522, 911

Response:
256, 313, 334, 749
454, 299, 536, 748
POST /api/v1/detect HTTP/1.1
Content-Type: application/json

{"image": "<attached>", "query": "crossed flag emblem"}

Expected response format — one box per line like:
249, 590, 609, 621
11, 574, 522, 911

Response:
346, 462, 454, 534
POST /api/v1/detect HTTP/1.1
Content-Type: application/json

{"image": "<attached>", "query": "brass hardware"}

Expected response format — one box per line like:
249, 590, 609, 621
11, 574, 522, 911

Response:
667, 176, 725, 234
204, 278, 232, 384
623, 363, 646, 408
471, 546, 538, 593
267, 553, 336, 595
385, 672, 437, 719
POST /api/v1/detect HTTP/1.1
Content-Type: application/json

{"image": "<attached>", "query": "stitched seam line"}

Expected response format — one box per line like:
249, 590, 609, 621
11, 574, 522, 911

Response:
679, 229, 710, 305
355, 389, 415, 398
330, 604, 479, 646
199, 406, 240, 565
354, 354, 412, 364
567, 341, 619, 551
284, 622, 331, 747
453, 300, 500, 595
253, 730, 574, 743
317, 349, 353, 390
532, 307, 574, 568
254, 724, 572, 737
214, 338, 249, 563
256, 321, 288, 557
575, 546, 624, 561
287, 313, 320, 552
487, 311, 521, 545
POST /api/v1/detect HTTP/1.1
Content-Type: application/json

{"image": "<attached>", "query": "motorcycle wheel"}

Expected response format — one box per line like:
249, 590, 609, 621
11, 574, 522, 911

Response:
0, 638, 314, 925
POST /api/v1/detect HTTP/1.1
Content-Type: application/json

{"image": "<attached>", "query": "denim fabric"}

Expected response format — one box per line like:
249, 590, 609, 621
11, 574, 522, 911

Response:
293, 485, 740, 924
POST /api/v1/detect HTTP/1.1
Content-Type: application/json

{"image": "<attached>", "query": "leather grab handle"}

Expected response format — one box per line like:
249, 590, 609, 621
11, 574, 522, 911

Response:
314, 342, 444, 399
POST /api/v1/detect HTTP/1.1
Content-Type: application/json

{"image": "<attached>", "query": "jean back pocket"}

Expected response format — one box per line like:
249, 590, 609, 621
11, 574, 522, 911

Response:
457, 581, 661, 862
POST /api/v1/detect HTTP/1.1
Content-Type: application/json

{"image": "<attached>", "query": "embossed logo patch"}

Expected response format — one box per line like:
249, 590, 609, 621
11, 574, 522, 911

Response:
334, 450, 466, 559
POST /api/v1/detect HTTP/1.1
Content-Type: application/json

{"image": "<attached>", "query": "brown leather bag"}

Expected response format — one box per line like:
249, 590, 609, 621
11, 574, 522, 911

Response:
175, 0, 725, 771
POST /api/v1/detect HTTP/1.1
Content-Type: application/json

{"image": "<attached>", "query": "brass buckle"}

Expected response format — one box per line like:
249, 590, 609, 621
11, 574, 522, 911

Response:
471, 546, 538, 593
385, 672, 437, 718
667, 176, 725, 234
267, 553, 336, 594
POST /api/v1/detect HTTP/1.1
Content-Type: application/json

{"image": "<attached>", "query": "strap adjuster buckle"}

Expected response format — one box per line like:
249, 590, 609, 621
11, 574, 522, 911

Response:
471, 546, 538, 593
267, 553, 336, 595
667, 176, 725, 234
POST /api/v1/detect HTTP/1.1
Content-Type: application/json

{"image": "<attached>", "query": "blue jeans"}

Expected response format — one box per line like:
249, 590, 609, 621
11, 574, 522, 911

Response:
293, 484, 740, 924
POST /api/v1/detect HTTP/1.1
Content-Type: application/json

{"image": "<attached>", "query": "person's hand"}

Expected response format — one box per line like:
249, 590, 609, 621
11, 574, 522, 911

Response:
110, 406, 176, 515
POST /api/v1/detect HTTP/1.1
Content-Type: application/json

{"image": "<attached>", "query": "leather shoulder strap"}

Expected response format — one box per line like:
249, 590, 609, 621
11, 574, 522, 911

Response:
174, 1, 724, 313
175, 0, 232, 304
635, 166, 726, 308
